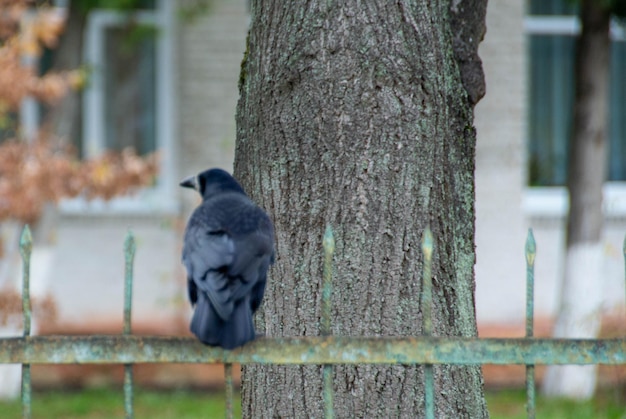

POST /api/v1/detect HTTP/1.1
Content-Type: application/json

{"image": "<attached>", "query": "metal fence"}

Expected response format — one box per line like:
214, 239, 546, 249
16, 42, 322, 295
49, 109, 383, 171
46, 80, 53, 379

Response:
1, 225, 625, 419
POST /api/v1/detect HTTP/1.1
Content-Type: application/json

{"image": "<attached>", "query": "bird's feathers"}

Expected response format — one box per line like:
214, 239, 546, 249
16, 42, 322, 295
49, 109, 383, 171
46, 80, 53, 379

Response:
181, 169, 274, 349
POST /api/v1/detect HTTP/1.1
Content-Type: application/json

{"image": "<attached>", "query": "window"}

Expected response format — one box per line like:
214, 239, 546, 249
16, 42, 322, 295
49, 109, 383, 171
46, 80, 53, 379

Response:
102, 25, 157, 155
60, 0, 177, 214
526, 0, 626, 187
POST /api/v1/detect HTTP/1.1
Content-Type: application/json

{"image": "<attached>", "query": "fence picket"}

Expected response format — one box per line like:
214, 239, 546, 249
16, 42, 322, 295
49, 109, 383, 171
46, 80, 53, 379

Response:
224, 363, 233, 419
421, 228, 434, 419
19, 225, 32, 419
322, 225, 335, 419
123, 232, 136, 419
525, 229, 537, 419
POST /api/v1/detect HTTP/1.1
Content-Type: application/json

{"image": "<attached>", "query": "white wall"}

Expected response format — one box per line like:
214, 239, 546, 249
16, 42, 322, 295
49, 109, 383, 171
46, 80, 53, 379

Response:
474, 1, 528, 324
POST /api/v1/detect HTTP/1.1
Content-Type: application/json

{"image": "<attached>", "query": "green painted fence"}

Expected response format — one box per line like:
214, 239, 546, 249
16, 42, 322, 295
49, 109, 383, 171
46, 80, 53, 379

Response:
1, 225, 625, 419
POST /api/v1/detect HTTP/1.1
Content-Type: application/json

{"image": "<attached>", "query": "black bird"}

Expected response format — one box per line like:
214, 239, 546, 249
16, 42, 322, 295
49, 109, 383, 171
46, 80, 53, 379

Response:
180, 168, 274, 349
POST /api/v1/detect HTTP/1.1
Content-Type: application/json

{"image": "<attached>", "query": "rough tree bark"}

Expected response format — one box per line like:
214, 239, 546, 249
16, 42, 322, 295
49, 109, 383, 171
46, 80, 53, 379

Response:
234, 1, 488, 417
543, 0, 611, 399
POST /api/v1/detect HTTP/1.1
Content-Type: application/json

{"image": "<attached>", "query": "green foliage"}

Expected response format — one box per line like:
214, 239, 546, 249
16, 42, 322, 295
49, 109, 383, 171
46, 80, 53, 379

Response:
0, 387, 241, 419
607, 0, 626, 18
177, 0, 214, 23
486, 388, 626, 419
74, 0, 156, 14
1, 387, 624, 418
113, 23, 160, 56
74, 0, 215, 22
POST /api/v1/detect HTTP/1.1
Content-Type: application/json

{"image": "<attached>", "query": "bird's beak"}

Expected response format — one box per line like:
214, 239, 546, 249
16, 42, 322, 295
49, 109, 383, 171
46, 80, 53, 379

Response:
179, 175, 198, 190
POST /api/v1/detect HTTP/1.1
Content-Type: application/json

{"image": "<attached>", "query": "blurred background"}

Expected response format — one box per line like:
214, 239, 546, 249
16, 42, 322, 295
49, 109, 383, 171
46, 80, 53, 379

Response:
0, 0, 624, 400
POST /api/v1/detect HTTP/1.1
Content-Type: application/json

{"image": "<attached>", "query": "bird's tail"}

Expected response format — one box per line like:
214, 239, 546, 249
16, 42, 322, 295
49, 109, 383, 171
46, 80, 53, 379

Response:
190, 294, 256, 350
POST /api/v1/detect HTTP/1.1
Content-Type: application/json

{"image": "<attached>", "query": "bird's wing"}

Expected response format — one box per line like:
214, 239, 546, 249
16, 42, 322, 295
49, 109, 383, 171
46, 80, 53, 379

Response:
183, 215, 236, 321
227, 212, 274, 305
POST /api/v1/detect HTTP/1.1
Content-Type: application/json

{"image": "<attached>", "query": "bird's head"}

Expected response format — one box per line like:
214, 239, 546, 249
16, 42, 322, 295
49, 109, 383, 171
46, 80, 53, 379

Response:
180, 168, 246, 200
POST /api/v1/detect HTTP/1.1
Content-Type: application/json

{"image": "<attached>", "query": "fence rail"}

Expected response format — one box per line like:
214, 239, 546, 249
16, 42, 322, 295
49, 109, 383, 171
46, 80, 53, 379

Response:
1, 225, 625, 419
1, 335, 625, 365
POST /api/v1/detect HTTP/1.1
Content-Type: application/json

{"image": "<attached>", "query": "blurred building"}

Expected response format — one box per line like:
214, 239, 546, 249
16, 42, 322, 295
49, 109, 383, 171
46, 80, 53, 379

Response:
8, 0, 625, 389
475, 0, 626, 329
38, 0, 250, 334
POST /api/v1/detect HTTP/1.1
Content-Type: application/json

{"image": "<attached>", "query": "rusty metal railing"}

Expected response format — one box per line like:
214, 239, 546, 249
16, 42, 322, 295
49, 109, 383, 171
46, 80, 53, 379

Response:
1, 225, 626, 418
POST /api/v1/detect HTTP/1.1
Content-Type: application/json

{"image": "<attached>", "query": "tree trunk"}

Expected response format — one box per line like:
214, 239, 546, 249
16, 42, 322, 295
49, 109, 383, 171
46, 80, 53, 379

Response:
235, 1, 488, 417
543, 0, 611, 400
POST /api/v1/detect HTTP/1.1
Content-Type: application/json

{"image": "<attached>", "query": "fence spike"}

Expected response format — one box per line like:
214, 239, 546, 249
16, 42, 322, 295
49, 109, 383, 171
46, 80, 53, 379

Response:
421, 227, 433, 264
525, 228, 536, 272
19, 224, 32, 260
323, 224, 335, 254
